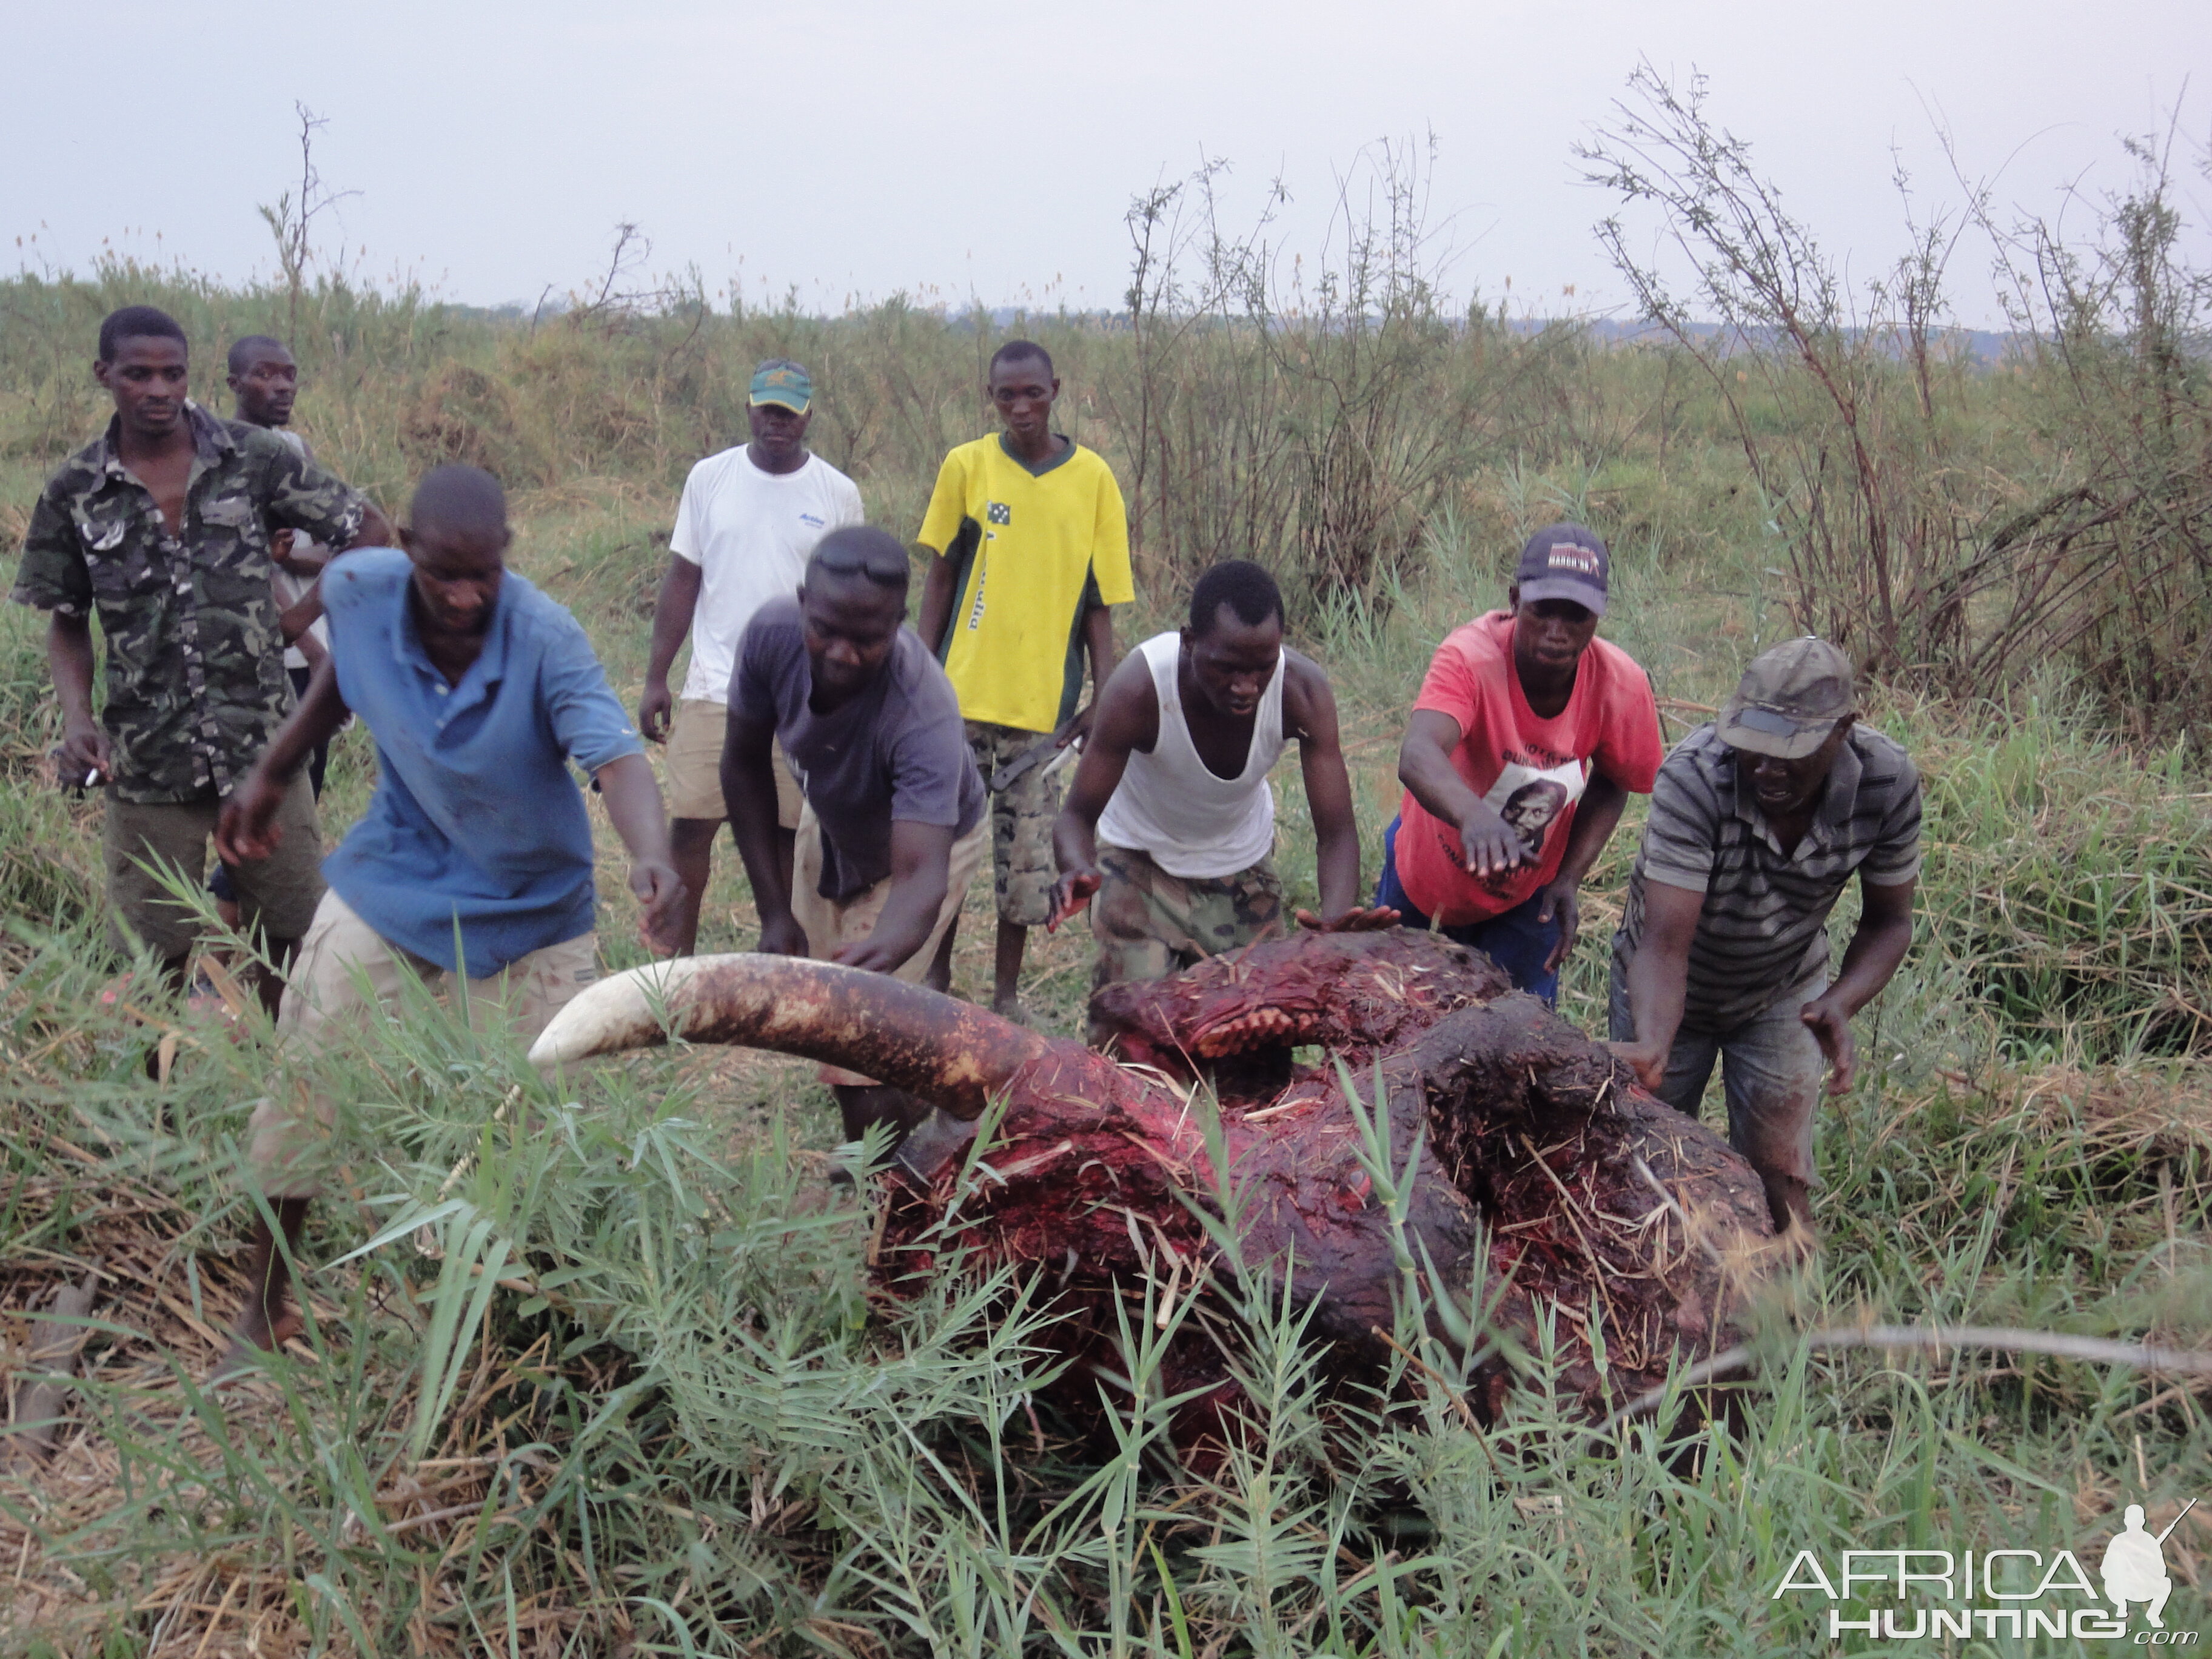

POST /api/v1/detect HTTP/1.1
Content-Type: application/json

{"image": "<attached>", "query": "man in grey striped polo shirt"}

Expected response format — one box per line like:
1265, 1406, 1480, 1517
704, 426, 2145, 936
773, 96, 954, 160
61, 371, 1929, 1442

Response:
1608, 638, 1920, 1238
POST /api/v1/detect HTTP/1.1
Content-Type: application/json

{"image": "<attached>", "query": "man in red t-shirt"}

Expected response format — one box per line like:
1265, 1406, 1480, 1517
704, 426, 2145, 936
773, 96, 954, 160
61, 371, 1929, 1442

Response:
1375, 523, 1662, 1002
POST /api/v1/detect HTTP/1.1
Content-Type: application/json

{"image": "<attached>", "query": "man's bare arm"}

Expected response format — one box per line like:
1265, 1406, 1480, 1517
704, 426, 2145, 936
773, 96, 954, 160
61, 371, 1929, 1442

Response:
215, 659, 353, 863
1535, 772, 1630, 973
1610, 878, 1704, 1090
1285, 657, 1364, 920
346, 503, 397, 551
640, 555, 703, 742
255, 655, 352, 781
1048, 652, 1157, 924
278, 501, 398, 642
47, 611, 109, 781
836, 819, 957, 973
722, 707, 802, 954
1800, 874, 1916, 1094
1068, 603, 1118, 745
1399, 708, 1526, 879
917, 552, 956, 654
594, 751, 685, 956
277, 591, 320, 645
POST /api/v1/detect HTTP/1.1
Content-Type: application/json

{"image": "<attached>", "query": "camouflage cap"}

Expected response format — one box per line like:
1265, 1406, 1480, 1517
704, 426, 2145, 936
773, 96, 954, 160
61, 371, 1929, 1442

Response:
1716, 637, 1857, 759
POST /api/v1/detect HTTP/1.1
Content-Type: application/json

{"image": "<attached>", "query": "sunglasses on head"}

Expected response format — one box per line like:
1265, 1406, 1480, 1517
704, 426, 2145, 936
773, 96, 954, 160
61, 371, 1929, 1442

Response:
811, 551, 907, 586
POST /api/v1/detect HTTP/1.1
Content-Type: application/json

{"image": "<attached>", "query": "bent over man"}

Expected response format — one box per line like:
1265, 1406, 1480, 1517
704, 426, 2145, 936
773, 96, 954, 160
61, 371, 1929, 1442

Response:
1608, 637, 1920, 1236
213, 465, 682, 1369
1379, 524, 1662, 1002
1051, 560, 1382, 1041
12, 306, 393, 1011
725, 526, 988, 1155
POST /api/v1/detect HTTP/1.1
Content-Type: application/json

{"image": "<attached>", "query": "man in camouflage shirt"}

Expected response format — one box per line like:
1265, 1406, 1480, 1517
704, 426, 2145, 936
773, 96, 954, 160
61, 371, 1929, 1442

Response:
12, 306, 393, 1007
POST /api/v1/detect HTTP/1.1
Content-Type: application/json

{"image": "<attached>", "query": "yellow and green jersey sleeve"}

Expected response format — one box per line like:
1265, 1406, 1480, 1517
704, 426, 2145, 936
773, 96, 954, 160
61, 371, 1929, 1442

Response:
918, 435, 1134, 733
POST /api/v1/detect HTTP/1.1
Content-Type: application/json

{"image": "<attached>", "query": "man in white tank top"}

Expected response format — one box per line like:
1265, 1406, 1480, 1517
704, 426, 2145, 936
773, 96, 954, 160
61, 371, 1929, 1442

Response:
1051, 561, 1389, 1042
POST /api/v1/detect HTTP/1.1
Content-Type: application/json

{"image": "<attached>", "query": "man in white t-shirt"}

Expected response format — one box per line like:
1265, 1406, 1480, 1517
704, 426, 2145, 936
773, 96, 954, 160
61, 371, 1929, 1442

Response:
640, 359, 865, 953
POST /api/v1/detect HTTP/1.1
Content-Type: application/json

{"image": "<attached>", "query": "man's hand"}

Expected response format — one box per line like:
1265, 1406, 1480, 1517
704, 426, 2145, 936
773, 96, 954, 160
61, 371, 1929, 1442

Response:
1537, 878, 1580, 973
628, 859, 686, 956
272, 529, 329, 579
215, 770, 290, 864
1048, 867, 1102, 932
833, 936, 910, 973
1059, 703, 1095, 749
1607, 1038, 1669, 1092
1800, 993, 1857, 1094
56, 717, 112, 788
638, 678, 675, 745
1455, 801, 1528, 879
1294, 905, 1401, 933
757, 913, 809, 958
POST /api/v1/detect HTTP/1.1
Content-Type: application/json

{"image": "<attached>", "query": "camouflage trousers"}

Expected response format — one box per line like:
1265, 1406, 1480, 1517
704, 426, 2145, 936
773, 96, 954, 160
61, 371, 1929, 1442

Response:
1088, 844, 1285, 1028
966, 721, 1062, 927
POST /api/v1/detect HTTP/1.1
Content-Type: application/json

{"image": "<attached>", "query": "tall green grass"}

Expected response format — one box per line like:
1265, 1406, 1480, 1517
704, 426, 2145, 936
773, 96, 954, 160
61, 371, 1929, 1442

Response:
0, 894, 2202, 1654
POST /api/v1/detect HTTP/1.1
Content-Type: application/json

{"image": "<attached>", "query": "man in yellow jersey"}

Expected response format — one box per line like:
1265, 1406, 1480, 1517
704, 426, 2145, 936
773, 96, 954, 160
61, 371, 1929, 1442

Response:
917, 340, 1133, 1020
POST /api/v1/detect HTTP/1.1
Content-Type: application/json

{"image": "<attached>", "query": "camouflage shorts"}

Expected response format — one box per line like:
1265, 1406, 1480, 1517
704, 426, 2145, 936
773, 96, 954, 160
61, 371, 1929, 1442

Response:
967, 721, 1062, 927
1089, 845, 1285, 1010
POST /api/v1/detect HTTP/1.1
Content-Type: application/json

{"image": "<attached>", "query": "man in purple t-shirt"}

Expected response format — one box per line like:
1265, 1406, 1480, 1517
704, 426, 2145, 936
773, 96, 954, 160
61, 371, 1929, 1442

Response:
723, 526, 987, 1156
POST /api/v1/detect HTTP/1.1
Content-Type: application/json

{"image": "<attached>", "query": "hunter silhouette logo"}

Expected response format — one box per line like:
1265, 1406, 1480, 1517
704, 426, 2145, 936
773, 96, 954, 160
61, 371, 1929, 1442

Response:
2103, 1501, 2194, 1630
1771, 1496, 2200, 1643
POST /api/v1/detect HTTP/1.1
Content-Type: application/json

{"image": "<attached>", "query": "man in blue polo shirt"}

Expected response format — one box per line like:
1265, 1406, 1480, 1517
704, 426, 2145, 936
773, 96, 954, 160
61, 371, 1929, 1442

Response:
210, 464, 682, 1369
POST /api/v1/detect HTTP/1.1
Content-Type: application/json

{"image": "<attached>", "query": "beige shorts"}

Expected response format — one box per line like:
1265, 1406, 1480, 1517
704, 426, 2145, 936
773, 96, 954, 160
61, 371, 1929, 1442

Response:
791, 804, 986, 1085
663, 699, 801, 830
246, 890, 598, 1197
104, 776, 324, 964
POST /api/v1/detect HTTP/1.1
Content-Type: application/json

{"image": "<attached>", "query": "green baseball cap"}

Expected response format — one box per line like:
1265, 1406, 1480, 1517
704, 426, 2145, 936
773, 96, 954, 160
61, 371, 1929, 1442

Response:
1716, 637, 1858, 759
749, 358, 812, 414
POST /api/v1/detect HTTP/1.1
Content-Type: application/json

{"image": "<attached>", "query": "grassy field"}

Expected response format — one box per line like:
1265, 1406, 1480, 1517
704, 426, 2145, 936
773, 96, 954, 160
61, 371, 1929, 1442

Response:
0, 260, 2205, 1656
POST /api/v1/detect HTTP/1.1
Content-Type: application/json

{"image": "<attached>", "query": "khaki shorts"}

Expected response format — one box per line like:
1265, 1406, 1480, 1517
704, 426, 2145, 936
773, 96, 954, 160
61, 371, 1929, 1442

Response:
965, 720, 1061, 927
791, 804, 987, 1085
105, 776, 324, 965
663, 699, 802, 830
246, 890, 598, 1197
1088, 844, 1284, 1038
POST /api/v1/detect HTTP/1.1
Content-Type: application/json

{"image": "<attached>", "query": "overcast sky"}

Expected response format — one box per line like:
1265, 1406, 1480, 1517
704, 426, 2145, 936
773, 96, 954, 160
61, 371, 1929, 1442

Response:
6, 0, 2206, 329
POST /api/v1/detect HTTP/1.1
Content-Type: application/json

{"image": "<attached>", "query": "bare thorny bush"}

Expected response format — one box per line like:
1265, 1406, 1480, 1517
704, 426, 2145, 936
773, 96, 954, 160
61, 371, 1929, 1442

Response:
1107, 139, 1584, 609
1580, 61, 2212, 737
1974, 117, 2212, 732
